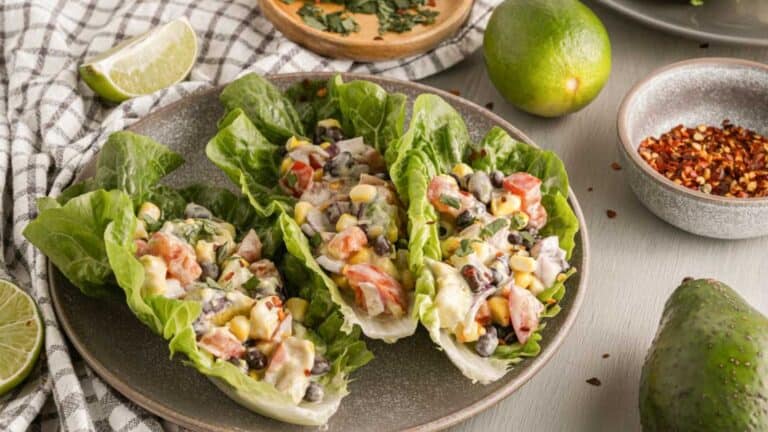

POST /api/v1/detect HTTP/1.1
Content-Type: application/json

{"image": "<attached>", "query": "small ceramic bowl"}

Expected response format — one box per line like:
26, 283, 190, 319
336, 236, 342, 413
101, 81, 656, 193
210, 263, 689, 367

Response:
617, 57, 768, 239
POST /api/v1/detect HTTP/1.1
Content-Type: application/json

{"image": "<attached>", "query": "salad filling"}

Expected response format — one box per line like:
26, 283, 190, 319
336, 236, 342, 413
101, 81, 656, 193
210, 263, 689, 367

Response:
278, 119, 415, 321
426, 164, 571, 358
133, 201, 330, 404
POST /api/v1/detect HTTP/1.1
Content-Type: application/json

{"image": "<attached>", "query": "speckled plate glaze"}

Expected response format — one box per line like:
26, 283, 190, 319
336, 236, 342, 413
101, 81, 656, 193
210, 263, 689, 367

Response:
596, 0, 768, 47
617, 58, 768, 239
49, 73, 589, 432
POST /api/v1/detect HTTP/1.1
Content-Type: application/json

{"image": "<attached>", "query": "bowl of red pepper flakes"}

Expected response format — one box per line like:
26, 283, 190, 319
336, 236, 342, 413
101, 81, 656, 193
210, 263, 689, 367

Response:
617, 57, 768, 239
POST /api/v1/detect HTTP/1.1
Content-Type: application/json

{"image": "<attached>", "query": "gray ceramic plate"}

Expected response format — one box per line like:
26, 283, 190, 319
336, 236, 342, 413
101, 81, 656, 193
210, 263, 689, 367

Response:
596, 0, 768, 47
49, 73, 589, 432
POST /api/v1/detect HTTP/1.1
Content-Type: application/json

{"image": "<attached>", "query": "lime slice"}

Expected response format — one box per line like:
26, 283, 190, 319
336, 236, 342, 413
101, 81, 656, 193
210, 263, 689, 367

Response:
0, 280, 43, 396
79, 17, 198, 102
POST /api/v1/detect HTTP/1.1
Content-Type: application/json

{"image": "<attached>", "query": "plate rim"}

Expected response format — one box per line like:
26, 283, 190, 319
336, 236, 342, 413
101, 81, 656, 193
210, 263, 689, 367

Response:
595, 0, 768, 47
50, 72, 590, 432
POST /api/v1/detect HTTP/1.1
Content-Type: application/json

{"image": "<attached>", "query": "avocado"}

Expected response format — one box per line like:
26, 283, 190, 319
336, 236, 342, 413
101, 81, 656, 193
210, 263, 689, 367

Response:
640, 278, 768, 431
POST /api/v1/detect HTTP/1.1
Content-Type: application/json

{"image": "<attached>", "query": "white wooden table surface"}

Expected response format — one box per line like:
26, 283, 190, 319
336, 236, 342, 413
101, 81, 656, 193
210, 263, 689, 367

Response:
419, 3, 768, 430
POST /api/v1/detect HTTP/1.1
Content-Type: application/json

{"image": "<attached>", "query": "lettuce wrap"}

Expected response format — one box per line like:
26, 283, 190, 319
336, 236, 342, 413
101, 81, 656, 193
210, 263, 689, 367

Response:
207, 73, 419, 343
386, 94, 579, 383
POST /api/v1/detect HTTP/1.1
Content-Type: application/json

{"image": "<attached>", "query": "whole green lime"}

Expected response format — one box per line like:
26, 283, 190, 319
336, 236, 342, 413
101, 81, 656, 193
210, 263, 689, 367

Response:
483, 0, 611, 117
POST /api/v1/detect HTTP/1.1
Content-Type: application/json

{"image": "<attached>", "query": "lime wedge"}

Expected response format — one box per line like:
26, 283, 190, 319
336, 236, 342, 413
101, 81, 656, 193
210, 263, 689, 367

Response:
79, 17, 198, 102
0, 280, 43, 396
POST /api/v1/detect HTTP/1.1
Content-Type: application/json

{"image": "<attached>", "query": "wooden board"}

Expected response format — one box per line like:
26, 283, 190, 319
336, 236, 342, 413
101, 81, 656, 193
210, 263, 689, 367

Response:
259, 0, 473, 62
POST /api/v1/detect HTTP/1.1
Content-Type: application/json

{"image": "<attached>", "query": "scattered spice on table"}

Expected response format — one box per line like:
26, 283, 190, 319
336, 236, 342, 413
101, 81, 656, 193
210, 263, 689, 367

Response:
602, 353, 610, 359
289, 0, 439, 36
606, 209, 617, 219
610, 161, 622, 171
637, 120, 768, 198
699, 42, 709, 49
448, 89, 460, 96
587, 186, 593, 192
485, 101, 494, 111
586, 377, 602, 386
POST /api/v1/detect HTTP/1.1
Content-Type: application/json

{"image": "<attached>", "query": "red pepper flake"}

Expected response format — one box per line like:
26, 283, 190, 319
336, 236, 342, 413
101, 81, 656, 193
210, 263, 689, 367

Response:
610, 162, 622, 171
637, 120, 768, 198
316, 87, 328, 98
304, 369, 311, 376
602, 353, 610, 359
427, 0, 436, 6
586, 377, 602, 386
484, 102, 494, 111
587, 187, 593, 192
374, 36, 383, 41
448, 89, 460, 96
606, 209, 617, 219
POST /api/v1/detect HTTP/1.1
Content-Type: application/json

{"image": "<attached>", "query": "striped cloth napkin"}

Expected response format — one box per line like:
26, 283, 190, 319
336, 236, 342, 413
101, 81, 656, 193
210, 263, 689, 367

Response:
0, 0, 497, 430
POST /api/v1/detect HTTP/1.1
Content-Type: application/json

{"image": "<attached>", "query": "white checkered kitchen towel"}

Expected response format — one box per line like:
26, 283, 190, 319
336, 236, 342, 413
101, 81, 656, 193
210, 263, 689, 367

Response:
0, 0, 499, 430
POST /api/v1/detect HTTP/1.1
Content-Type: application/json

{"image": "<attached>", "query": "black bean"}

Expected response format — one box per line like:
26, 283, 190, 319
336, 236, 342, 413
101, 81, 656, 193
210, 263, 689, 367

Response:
373, 235, 392, 256
468, 172, 492, 204
507, 231, 523, 245
490, 171, 504, 188
311, 356, 331, 375
461, 265, 492, 292
304, 382, 324, 402
475, 329, 499, 357
200, 262, 220, 280
313, 126, 327, 145
456, 209, 476, 229
449, 173, 463, 187
375, 172, 390, 180
245, 347, 268, 370
184, 203, 213, 219
325, 127, 344, 143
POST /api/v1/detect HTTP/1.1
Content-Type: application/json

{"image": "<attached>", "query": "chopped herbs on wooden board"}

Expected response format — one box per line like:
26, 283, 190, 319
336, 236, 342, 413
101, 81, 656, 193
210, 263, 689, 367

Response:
285, 0, 439, 36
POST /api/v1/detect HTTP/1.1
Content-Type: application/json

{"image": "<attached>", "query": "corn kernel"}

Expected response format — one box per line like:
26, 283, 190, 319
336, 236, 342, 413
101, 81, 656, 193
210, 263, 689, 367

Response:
349, 248, 372, 265
488, 296, 510, 327
332, 274, 349, 289
510, 211, 530, 230
451, 163, 474, 178
374, 256, 399, 278
313, 168, 324, 180
441, 236, 461, 256
320, 141, 332, 150
280, 158, 293, 174
285, 297, 309, 323
491, 194, 522, 217
317, 118, 341, 129
529, 277, 545, 295
514, 271, 533, 289
471, 242, 492, 262
138, 202, 161, 221
367, 225, 384, 238
387, 224, 399, 242
294, 201, 313, 226
556, 273, 568, 283
195, 240, 215, 263
248, 370, 263, 380
454, 321, 482, 343
509, 255, 537, 273
133, 219, 148, 240
228, 315, 251, 342
401, 269, 415, 291
286, 136, 310, 151
336, 213, 358, 232
349, 184, 378, 203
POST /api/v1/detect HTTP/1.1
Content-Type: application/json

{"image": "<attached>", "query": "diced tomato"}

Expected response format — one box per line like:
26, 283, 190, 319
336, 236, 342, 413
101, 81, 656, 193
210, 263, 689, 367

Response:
199, 328, 245, 360
327, 226, 368, 260
280, 160, 314, 198
503, 173, 542, 209
147, 232, 202, 286
508, 285, 544, 344
344, 263, 406, 317
237, 229, 262, 262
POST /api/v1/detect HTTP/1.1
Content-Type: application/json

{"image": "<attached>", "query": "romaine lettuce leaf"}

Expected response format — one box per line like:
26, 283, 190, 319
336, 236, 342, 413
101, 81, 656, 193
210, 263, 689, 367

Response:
285, 75, 344, 133
59, 131, 184, 206
23, 189, 134, 297
219, 73, 305, 144
336, 80, 407, 155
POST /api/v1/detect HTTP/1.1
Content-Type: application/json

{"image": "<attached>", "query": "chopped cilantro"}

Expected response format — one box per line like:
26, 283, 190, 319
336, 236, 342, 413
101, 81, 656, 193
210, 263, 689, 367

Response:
310, 232, 323, 248
285, 171, 298, 188
439, 194, 461, 209
243, 276, 260, 294
480, 218, 508, 239
295, 0, 438, 36
455, 238, 475, 257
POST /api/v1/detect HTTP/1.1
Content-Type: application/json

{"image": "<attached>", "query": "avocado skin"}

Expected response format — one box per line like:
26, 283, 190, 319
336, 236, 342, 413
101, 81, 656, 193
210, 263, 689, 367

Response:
640, 278, 768, 431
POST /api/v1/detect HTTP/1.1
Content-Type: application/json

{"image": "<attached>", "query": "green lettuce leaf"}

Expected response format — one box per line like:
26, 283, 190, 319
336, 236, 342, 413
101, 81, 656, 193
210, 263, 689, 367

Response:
336, 79, 406, 155
59, 131, 184, 205
23, 189, 134, 297
219, 73, 305, 144
284, 75, 344, 133
205, 108, 293, 215
103, 203, 371, 425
